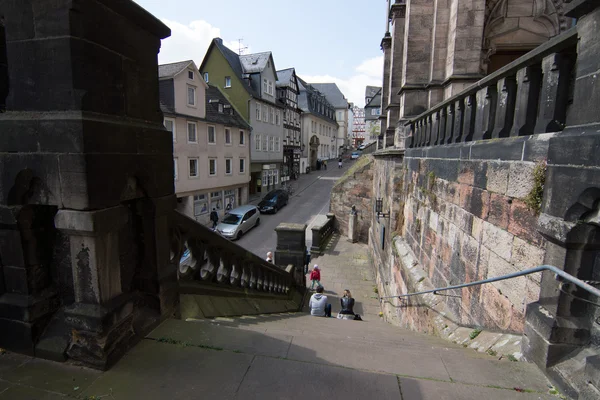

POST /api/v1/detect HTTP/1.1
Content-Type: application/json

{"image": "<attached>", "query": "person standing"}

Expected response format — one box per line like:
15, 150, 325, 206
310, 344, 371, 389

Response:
308, 285, 331, 317
210, 208, 219, 230
304, 250, 311, 275
266, 251, 273, 263
309, 265, 321, 289
338, 158, 343, 169
323, 159, 327, 170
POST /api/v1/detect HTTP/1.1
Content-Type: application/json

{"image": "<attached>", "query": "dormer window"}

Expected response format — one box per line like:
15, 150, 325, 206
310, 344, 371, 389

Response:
204, 72, 209, 83
225, 76, 231, 88
188, 70, 194, 80
218, 104, 223, 113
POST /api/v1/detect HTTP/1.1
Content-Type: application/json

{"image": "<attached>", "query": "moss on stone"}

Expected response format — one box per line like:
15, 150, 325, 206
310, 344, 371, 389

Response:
524, 160, 547, 215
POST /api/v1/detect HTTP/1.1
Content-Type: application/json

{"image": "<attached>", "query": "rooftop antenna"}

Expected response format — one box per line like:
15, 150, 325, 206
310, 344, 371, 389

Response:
237, 38, 248, 55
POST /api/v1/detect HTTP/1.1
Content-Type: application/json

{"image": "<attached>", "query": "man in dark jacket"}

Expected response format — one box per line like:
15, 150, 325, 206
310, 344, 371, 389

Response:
210, 208, 219, 229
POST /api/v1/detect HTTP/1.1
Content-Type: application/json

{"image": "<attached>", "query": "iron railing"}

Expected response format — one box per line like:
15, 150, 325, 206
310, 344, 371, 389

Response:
378, 265, 600, 302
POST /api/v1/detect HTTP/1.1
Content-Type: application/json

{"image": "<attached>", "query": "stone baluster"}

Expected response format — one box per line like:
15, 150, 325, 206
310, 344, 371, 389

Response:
473, 86, 497, 141
511, 65, 542, 137
408, 123, 416, 148
415, 120, 422, 147
425, 115, 433, 146
445, 103, 455, 144
438, 108, 447, 145
492, 76, 517, 138
453, 99, 465, 143
432, 111, 441, 145
462, 94, 477, 142
534, 52, 574, 134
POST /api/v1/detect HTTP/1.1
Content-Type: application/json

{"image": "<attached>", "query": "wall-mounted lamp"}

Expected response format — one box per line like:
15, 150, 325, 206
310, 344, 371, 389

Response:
375, 198, 390, 221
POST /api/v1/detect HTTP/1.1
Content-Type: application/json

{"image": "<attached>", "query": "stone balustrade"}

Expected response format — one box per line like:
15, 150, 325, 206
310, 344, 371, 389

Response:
171, 210, 297, 294
407, 28, 578, 148
310, 213, 336, 255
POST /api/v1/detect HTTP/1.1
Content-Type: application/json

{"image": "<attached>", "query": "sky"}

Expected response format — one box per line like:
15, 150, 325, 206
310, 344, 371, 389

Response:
132, 0, 386, 107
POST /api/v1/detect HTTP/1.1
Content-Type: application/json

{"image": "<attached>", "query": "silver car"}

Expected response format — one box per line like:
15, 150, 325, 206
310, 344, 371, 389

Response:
216, 205, 260, 240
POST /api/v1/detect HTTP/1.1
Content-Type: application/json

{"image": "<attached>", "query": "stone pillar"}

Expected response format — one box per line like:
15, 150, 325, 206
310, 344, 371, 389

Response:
275, 223, 307, 277
473, 86, 497, 141
348, 206, 358, 243
381, 32, 392, 136
462, 94, 476, 142
55, 207, 132, 369
388, 1, 406, 131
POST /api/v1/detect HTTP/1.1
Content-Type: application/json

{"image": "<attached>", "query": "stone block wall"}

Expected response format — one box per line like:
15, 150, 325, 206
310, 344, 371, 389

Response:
330, 156, 374, 243
399, 135, 551, 333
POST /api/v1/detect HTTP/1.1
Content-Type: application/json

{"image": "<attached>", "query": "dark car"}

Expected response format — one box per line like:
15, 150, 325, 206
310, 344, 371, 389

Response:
258, 189, 289, 214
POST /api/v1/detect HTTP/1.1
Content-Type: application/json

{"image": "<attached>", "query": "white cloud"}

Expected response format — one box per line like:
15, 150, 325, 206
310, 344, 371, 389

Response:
302, 56, 383, 108
158, 19, 251, 66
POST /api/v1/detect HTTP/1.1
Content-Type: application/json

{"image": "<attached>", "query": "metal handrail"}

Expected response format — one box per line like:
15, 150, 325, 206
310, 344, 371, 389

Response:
378, 265, 600, 301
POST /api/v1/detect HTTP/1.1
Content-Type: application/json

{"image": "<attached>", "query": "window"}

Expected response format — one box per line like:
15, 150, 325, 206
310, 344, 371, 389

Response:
256, 104, 261, 121
239, 130, 245, 145
174, 158, 178, 180
255, 133, 261, 150
270, 107, 275, 124
189, 158, 198, 177
225, 128, 231, 144
263, 105, 268, 122
268, 80, 273, 95
371, 108, 381, 116
225, 158, 232, 175
263, 79, 268, 94
210, 191, 222, 211
225, 76, 231, 88
269, 136, 274, 151
193, 194, 208, 216
224, 190, 235, 210
207, 125, 216, 144
209, 158, 217, 176
187, 122, 197, 143
273, 169, 279, 185
239, 158, 245, 173
276, 110, 280, 125
204, 72, 209, 83
164, 118, 176, 142
187, 86, 196, 106
262, 135, 268, 151
275, 137, 280, 152
188, 70, 194, 80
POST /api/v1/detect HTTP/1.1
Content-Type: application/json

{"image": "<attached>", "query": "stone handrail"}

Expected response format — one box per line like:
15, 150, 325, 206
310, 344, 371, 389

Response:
170, 210, 296, 293
310, 213, 335, 254
407, 27, 578, 148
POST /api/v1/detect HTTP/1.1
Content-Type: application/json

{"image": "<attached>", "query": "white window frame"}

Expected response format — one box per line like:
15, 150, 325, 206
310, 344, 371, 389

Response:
239, 158, 246, 173
256, 104, 261, 121
187, 122, 197, 143
225, 158, 232, 175
263, 79, 268, 94
209, 158, 217, 176
164, 118, 176, 142
187, 85, 196, 106
276, 110, 280, 125
268, 80, 273, 95
255, 133, 261, 150
189, 158, 199, 178
225, 76, 231, 88
225, 128, 232, 145
263, 105, 268, 122
270, 107, 275, 124
204, 72, 209, 83
269, 136, 274, 152
275, 136, 280, 152
174, 157, 178, 180
262, 135, 268, 151
273, 169, 279, 185
207, 125, 216, 144
239, 130, 245, 146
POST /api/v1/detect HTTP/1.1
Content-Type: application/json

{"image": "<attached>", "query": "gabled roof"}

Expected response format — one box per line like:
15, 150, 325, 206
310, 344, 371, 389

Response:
297, 76, 337, 125
276, 68, 295, 87
310, 83, 349, 109
158, 60, 194, 79
205, 85, 251, 130
239, 52, 272, 74
365, 85, 381, 99
365, 88, 382, 108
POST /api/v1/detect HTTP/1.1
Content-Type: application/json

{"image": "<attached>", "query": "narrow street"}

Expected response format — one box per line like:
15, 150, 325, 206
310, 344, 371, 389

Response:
236, 160, 353, 258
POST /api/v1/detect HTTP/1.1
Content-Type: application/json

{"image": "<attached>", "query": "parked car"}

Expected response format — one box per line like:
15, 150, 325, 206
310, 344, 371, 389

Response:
216, 205, 260, 240
357, 144, 366, 150
351, 151, 361, 159
258, 189, 289, 214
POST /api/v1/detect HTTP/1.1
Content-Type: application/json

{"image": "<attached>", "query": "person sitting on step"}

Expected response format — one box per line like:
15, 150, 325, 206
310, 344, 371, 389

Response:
338, 289, 361, 320
309, 285, 331, 317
